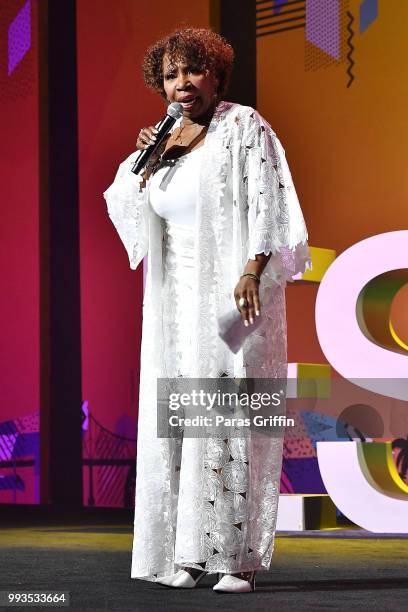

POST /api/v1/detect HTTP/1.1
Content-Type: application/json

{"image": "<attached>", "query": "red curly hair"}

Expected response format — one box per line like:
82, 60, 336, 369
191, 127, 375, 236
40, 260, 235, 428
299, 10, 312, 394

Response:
142, 27, 234, 100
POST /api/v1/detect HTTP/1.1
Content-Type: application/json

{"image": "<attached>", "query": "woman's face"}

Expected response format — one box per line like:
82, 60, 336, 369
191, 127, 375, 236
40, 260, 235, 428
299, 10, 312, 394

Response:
162, 53, 219, 121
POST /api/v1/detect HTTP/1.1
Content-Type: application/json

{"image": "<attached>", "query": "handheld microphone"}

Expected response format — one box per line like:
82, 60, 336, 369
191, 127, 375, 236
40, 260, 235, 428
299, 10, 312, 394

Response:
131, 102, 183, 175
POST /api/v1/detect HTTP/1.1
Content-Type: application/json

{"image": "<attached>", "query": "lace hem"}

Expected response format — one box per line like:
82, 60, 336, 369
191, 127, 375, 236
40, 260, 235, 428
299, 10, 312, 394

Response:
250, 242, 312, 289
103, 154, 149, 270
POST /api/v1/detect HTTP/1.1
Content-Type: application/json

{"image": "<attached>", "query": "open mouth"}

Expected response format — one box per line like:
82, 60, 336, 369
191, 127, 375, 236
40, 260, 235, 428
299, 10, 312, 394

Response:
178, 96, 198, 109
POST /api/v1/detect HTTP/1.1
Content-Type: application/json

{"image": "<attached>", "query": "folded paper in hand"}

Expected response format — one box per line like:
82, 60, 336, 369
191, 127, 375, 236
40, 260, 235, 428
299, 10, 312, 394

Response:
217, 309, 263, 354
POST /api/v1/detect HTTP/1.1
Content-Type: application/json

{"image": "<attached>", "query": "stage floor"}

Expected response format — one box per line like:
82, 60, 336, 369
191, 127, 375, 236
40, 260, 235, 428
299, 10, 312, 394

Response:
1, 517, 408, 611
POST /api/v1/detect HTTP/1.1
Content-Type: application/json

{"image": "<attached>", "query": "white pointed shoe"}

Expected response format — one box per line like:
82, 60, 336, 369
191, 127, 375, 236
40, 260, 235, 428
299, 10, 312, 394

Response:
213, 572, 256, 593
155, 569, 206, 588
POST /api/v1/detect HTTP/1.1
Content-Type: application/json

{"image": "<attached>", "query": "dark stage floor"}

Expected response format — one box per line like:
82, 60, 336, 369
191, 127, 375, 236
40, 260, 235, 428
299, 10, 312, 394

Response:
1, 508, 408, 611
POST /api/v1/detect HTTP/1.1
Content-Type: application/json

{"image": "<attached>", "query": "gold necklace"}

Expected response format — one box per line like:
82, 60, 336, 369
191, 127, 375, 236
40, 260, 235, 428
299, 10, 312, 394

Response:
175, 122, 205, 145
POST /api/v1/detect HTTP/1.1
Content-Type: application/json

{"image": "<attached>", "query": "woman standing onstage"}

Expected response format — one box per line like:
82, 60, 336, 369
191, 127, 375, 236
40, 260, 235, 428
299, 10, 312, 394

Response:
104, 28, 311, 593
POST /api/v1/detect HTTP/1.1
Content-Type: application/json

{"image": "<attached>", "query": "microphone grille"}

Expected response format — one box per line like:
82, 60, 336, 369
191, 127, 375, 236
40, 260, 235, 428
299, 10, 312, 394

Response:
167, 102, 183, 119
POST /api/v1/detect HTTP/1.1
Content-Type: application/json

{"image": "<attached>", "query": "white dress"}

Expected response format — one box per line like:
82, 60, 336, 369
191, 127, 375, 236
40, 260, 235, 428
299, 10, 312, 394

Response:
148, 146, 232, 380
103, 101, 312, 581
148, 146, 204, 378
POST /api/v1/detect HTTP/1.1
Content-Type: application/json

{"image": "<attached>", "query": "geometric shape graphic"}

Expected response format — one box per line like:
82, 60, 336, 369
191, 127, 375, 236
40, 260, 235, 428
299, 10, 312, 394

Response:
346, 10, 355, 87
276, 493, 337, 530
305, 0, 341, 59
282, 458, 327, 493
315, 231, 408, 401
8, 0, 31, 75
10, 432, 39, 458
296, 362, 331, 398
272, 0, 290, 15
301, 411, 349, 447
0, 411, 40, 503
317, 441, 408, 533
0, 474, 25, 491
0, 433, 18, 461
287, 362, 331, 403
305, 0, 349, 72
359, 0, 378, 34
256, 0, 305, 38
298, 246, 337, 283
357, 269, 408, 355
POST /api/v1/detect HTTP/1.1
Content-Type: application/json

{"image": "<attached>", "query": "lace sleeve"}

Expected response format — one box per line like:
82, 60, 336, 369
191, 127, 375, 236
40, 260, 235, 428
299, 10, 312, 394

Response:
244, 111, 312, 289
103, 153, 149, 270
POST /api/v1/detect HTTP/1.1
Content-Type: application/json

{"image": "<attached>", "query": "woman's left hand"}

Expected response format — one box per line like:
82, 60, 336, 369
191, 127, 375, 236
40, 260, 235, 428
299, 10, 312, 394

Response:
234, 276, 261, 326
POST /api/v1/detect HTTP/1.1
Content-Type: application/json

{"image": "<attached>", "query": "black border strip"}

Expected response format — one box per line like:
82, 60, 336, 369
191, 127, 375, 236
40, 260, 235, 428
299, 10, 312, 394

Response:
39, 0, 83, 507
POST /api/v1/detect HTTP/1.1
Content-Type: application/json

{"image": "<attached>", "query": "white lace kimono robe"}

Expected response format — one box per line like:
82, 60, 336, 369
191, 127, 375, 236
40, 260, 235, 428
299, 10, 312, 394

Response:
103, 101, 311, 580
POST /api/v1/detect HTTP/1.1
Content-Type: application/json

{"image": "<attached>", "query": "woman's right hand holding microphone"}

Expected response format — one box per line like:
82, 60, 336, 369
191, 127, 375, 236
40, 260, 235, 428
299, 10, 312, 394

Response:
136, 126, 158, 150
136, 125, 169, 184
